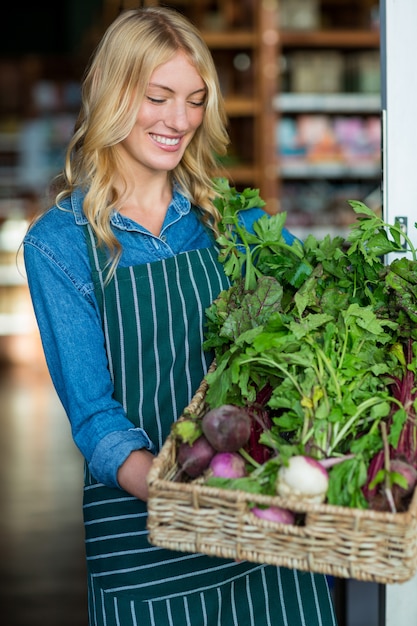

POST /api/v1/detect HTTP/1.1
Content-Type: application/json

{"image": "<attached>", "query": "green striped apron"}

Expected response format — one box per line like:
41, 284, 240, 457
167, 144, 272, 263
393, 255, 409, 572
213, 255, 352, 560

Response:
84, 225, 338, 626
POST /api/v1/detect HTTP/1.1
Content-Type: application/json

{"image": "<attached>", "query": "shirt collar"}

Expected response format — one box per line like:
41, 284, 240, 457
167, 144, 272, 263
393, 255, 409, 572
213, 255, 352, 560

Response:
70, 184, 192, 228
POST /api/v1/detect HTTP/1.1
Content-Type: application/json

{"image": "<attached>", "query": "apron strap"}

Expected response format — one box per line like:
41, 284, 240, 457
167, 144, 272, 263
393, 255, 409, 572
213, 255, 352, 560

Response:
83, 223, 109, 274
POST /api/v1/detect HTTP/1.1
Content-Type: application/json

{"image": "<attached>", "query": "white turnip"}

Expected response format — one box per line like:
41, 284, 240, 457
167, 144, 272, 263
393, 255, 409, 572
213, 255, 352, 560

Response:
251, 505, 295, 524
209, 452, 247, 478
202, 404, 251, 452
276, 455, 329, 503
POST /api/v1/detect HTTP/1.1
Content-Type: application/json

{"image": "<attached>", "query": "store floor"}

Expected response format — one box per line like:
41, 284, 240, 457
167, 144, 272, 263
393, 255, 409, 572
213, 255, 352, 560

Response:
0, 360, 88, 626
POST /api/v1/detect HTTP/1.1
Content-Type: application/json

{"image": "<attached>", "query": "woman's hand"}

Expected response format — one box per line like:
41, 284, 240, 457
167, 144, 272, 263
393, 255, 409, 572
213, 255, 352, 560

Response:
117, 449, 155, 501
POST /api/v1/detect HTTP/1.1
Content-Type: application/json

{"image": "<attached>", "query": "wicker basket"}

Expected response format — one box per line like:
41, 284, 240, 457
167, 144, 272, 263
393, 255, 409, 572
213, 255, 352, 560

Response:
147, 375, 417, 584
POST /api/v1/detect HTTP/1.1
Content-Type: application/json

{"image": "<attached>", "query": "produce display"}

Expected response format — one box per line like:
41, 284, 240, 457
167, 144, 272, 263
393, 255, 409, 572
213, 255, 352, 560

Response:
172, 178, 417, 523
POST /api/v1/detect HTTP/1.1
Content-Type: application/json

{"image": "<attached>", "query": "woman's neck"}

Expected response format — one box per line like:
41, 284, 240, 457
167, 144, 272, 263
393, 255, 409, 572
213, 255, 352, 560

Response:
118, 176, 173, 236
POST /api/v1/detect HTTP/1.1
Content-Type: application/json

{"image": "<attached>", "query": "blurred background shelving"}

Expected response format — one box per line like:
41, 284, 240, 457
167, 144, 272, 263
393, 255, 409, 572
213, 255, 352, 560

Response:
0, 0, 381, 346
277, 0, 381, 237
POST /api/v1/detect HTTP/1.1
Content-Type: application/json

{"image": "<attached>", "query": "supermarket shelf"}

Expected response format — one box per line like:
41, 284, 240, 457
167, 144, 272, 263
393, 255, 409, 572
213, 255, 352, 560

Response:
275, 93, 381, 113
202, 30, 256, 49
280, 29, 380, 49
280, 162, 381, 179
225, 97, 260, 116
221, 164, 260, 185
290, 225, 350, 241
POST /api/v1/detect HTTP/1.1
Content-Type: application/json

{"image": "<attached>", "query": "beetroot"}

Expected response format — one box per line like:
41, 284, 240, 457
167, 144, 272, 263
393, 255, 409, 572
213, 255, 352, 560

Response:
177, 435, 216, 478
244, 405, 273, 464
202, 404, 251, 452
210, 452, 247, 478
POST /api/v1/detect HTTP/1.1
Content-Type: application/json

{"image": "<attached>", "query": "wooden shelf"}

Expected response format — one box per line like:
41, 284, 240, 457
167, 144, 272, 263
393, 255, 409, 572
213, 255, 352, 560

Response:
224, 97, 259, 116
280, 162, 381, 179
202, 30, 256, 49
222, 165, 260, 185
280, 29, 380, 49
276, 4, 382, 225
275, 93, 381, 113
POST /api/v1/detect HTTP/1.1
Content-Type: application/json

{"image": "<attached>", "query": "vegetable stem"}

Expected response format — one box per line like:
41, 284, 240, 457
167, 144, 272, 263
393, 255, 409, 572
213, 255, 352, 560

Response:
238, 446, 261, 469
330, 397, 387, 454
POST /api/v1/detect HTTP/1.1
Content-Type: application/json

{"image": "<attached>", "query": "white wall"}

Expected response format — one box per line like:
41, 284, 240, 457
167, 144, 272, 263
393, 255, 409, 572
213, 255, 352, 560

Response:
381, 0, 417, 619
382, 0, 417, 260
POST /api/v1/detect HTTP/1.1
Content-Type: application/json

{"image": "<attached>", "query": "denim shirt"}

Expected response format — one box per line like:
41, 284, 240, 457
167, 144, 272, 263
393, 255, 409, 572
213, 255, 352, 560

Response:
23, 187, 296, 489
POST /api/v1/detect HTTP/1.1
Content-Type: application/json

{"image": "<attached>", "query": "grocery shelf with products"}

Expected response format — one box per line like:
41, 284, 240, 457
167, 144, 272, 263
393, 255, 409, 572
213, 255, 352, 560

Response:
0, 0, 104, 356
0, 58, 81, 354
0, 0, 382, 354
276, 0, 381, 237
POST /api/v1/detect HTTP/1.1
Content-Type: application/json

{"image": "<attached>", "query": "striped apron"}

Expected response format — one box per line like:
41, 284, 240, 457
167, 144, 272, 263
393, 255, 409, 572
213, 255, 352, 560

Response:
84, 226, 338, 626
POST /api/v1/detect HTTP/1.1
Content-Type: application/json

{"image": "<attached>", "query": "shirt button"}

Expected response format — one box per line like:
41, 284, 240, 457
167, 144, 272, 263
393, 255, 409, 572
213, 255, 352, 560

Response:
160, 235, 167, 243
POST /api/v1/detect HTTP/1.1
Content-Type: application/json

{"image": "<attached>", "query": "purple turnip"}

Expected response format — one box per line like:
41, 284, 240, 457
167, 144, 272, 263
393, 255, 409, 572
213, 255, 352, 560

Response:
202, 404, 251, 452
276, 455, 329, 503
364, 456, 417, 513
177, 435, 216, 478
251, 505, 295, 525
390, 459, 417, 497
210, 452, 247, 478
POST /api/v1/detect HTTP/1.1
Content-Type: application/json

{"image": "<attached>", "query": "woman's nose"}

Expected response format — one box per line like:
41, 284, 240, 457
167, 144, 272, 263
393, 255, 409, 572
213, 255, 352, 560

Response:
166, 102, 189, 131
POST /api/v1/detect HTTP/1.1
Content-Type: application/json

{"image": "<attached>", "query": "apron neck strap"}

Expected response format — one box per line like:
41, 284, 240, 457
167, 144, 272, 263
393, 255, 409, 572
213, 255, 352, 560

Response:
83, 224, 109, 274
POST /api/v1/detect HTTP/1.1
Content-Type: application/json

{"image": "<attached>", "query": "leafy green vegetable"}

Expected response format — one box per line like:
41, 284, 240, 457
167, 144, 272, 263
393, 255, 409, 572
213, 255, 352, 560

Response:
199, 179, 417, 511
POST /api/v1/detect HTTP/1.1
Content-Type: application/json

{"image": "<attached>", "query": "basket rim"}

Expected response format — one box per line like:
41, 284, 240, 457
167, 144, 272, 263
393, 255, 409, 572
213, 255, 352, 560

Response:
147, 361, 417, 525
148, 433, 417, 524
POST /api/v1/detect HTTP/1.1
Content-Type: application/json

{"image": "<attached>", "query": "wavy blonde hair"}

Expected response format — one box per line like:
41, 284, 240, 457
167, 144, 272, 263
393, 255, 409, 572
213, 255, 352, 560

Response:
54, 6, 229, 272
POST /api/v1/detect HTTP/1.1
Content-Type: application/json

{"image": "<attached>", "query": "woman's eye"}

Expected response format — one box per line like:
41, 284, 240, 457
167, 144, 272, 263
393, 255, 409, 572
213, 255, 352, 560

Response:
146, 95, 205, 107
147, 96, 165, 104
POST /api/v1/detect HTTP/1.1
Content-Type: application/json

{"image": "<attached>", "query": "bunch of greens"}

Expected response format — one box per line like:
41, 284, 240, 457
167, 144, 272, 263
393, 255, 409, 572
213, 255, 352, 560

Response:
200, 178, 417, 511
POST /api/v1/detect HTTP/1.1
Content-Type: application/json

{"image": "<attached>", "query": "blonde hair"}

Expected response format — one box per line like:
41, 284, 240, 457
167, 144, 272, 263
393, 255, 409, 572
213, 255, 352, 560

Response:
55, 7, 229, 271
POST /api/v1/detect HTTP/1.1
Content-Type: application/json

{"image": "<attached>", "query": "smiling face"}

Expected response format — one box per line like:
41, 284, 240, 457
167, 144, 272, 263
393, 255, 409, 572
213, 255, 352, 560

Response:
118, 51, 206, 178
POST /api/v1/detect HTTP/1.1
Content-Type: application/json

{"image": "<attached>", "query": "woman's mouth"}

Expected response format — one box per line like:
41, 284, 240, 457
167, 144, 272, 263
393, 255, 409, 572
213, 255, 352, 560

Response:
150, 133, 181, 147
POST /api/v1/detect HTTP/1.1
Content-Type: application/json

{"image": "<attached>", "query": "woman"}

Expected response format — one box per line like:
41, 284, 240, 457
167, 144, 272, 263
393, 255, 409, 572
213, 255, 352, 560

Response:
23, 7, 338, 625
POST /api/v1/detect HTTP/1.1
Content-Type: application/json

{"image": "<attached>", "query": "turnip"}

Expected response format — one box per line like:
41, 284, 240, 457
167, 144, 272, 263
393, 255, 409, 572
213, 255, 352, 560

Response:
364, 457, 417, 513
390, 459, 417, 497
202, 404, 251, 452
276, 455, 329, 503
210, 452, 247, 478
177, 435, 216, 478
251, 505, 295, 525
388, 459, 417, 511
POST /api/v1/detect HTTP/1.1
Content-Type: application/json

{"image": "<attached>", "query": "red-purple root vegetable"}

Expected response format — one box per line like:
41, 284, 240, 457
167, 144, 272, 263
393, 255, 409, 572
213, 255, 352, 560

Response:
202, 404, 251, 452
364, 452, 417, 511
177, 435, 216, 478
276, 455, 329, 503
209, 452, 247, 478
390, 459, 417, 496
251, 506, 295, 525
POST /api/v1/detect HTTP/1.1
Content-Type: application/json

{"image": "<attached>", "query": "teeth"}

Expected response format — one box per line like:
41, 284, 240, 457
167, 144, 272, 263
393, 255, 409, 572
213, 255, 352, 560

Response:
151, 134, 180, 146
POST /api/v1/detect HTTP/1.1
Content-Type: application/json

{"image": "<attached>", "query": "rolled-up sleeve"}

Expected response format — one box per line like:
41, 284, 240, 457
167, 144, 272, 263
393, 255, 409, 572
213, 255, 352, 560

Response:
23, 234, 155, 488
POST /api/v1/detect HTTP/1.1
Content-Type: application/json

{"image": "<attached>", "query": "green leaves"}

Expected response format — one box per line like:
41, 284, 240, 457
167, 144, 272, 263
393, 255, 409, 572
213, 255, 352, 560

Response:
212, 178, 304, 291
348, 200, 417, 261
203, 179, 417, 509
212, 177, 265, 224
